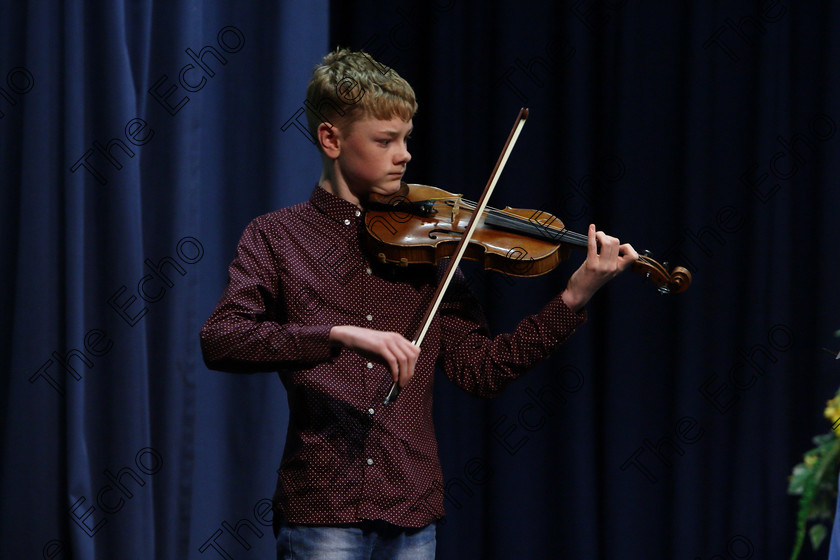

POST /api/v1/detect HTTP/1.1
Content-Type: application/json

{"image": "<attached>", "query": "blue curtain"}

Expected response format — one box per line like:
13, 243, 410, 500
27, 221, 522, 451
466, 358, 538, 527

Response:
2, 2, 326, 559
3, 1, 840, 559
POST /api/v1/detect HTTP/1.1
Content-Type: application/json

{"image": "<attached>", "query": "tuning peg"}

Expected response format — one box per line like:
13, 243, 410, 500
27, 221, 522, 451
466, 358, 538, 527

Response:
640, 250, 653, 280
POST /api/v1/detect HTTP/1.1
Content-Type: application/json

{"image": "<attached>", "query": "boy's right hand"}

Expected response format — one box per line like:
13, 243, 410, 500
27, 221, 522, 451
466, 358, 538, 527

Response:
329, 326, 420, 388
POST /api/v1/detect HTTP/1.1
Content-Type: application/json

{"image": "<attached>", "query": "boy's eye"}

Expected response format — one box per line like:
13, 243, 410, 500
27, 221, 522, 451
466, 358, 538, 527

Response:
377, 134, 410, 146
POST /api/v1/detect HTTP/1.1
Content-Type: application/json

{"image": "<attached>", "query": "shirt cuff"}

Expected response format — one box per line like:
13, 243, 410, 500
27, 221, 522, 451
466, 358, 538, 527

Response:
288, 324, 336, 363
539, 294, 587, 346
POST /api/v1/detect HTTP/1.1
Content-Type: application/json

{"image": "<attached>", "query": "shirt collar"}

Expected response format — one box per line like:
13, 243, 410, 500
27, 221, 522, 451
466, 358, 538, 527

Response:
310, 184, 364, 224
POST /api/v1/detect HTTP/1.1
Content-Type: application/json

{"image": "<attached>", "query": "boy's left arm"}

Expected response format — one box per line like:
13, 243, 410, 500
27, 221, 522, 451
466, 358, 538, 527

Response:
438, 224, 636, 396
436, 275, 585, 397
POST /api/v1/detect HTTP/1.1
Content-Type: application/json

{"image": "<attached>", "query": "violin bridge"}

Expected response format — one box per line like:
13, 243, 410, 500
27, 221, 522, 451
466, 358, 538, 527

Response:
451, 197, 460, 222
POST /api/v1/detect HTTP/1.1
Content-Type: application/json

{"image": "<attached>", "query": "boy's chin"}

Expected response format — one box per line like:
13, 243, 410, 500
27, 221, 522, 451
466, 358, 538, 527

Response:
372, 179, 403, 195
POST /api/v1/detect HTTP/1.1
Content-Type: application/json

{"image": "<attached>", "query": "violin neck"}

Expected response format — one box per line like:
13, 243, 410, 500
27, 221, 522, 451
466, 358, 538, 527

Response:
484, 209, 588, 248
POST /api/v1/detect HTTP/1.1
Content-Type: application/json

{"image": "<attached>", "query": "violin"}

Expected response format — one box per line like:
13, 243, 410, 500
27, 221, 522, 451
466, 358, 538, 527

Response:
365, 182, 692, 295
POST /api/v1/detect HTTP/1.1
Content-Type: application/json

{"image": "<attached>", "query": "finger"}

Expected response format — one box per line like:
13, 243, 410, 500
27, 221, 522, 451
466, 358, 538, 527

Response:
381, 341, 403, 385
595, 231, 618, 263
400, 343, 421, 387
607, 237, 621, 263
587, 224, 597, 259
619, 242, 638, 263
384, 336, 415, 387
395, 346, 411, 387
386, 352, 400, 384
378, 333, 400, 384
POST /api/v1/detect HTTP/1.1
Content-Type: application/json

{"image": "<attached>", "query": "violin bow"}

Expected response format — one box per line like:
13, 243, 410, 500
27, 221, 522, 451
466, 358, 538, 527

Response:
384, 108, 529, 404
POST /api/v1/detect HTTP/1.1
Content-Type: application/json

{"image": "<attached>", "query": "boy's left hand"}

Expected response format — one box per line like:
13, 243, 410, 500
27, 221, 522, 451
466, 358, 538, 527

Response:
561, 224, 638, 313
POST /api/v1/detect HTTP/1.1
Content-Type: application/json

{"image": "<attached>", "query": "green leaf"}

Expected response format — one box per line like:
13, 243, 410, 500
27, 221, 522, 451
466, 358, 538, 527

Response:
791, 442, 840, 559
789, 463, 812, 495
809, 523, 827, 550
813, 433, 836, 447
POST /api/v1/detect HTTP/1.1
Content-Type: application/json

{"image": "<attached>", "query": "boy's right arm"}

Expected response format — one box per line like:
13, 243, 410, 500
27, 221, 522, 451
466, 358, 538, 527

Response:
199, 217, 334, 372
200, 217, 420, 380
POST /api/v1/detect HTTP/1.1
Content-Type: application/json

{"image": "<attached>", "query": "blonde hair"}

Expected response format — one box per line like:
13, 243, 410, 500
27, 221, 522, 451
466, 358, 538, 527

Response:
305, 48, 418, 149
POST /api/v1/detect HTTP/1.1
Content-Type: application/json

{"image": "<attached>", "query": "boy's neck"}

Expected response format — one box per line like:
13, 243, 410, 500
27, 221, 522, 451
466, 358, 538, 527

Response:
319, 172, 364, 210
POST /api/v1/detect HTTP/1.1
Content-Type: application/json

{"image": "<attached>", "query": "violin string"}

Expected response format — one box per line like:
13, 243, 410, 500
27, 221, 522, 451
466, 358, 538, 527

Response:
438, 197, 588, 240
431, 196, 589, 246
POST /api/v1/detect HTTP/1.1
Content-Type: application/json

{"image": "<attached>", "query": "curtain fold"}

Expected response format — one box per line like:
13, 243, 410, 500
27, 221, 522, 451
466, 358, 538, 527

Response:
1, 2, 327, 559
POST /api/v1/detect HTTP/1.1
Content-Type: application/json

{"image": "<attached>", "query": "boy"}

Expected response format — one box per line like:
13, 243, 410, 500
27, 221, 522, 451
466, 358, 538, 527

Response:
200, 48, 637, 560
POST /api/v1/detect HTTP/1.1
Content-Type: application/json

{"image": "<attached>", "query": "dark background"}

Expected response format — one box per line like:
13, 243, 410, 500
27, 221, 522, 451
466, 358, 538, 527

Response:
2, 1, 838, 559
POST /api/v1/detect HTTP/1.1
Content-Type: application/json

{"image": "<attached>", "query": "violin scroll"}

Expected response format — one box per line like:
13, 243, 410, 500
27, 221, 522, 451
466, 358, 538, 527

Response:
632, 251, 692, 294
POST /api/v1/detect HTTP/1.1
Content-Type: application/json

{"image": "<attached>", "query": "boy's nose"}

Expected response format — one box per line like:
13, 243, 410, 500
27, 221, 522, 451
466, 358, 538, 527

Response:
399, 146, 411, 164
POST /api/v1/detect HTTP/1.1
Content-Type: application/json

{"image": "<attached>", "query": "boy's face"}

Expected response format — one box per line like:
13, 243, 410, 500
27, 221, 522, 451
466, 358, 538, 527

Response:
333, 116, 413, 200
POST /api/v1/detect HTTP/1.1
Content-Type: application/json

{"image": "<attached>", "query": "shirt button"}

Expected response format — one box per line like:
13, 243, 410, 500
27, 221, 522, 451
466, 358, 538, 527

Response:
365, 267, 372, 275
344, 219, 351, 225
366, 362, 373, 369
366, 458, 374, 466
368, 408, 375, 415
355, 210, 361, 217
366, 314, 373, 321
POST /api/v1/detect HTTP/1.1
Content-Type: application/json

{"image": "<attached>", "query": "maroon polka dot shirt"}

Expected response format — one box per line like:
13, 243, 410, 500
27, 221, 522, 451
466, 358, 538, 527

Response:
200, 185, 586, 529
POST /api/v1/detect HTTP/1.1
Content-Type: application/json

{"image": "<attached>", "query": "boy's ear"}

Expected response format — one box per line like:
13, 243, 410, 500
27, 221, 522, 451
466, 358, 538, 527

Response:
317, 122, 341, 158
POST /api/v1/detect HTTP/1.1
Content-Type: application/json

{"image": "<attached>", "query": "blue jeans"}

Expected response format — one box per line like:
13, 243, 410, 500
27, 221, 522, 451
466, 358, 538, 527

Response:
276, 520, 436, 560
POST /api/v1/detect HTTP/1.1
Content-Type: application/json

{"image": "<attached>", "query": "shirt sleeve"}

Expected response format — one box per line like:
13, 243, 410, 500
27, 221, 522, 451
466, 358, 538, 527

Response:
200, 216, 336, 373
436, 269, 586, 397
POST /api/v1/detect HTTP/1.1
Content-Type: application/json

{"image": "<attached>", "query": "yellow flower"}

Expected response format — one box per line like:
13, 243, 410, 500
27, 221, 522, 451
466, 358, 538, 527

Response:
825, 396, 840, 431
824, 396, 840, 436
825, 395, 840, 414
